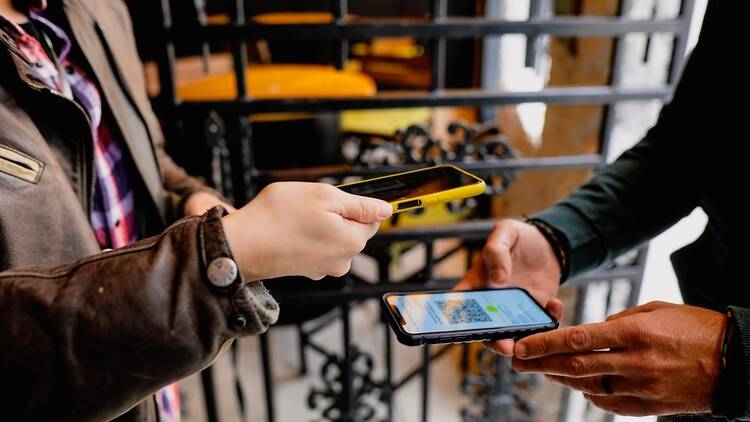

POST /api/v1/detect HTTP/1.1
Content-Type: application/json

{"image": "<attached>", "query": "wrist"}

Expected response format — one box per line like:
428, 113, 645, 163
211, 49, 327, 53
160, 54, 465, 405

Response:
712, 307, 744, 418
525, 218, 569, 282
183, 189, 235, 217
221, 210, 265, 282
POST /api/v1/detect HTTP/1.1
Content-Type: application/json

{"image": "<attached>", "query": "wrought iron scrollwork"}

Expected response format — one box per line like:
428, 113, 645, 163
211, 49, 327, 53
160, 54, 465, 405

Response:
461, 348, 537, 422
307, 346, 387, 422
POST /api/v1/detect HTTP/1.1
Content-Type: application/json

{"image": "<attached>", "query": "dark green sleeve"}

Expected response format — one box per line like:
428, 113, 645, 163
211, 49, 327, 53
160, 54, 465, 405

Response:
533, 1, 719, 279
713, 307, 750, 421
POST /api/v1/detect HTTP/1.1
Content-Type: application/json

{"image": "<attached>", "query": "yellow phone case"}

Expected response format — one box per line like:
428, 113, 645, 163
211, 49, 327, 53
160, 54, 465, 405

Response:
337, 164, 486, 213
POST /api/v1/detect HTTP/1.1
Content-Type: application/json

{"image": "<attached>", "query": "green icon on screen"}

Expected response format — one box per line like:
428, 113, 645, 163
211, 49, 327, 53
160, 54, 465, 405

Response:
485, 305, 499, 313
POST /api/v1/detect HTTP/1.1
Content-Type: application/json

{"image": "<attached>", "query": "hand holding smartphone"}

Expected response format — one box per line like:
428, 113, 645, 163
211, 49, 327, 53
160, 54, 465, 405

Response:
382, 288, 558, 346
337, 164, 485, 213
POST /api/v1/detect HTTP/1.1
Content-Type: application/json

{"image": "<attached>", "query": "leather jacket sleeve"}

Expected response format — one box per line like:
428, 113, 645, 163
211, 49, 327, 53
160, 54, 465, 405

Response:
0, 206, 278, 421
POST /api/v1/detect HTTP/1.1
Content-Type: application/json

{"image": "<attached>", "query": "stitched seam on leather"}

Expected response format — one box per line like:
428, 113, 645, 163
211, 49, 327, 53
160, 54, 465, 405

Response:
0, 217, 202, 280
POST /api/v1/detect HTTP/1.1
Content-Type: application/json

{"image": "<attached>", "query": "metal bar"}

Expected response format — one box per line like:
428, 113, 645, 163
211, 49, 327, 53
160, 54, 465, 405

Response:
423, 241, 435, 284
380, 256, 394, 422
598, 0, 630, 161
275, 265, 643, 305
169, 17, 685, 42
155, 0, 184, 172
432, 243, 465, 267
563, 266, 644, 286
385, 324, 394, 422
341, 301, 354, 421
558, 284, 591, 422
605, 278, 616, 315
193, 0, 212, 73
331, 0, 348, 69
430, 0, 447, 91
275, 279, 457, 306
305, 309, 341, 336
157, 0, 178, 105
305, 339, 332, 357
667, 0, 696, 86
479, 0, 503, 123
257, 154, 604, 181
421, 345, 430, 422
259, 333, 276, 422
230, 343, 247, 420
228, 0, 252, 206
199, 366, 219, 422
297, 324, 308, 375
460, 343, 469, 375
177, 86, 672, 114
372, 220, 500, 242
232, 0, 248, 99
626, 247, 650, 307
235, 116, 255, 204
525, 0, 551, 68
420, 238, 437, 421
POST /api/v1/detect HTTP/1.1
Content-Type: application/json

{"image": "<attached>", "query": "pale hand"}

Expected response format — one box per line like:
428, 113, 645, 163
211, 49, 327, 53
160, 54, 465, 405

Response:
222, 182, 392, 281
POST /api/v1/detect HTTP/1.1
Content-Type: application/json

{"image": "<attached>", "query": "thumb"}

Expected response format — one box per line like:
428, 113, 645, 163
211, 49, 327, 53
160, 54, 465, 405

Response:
546, 297, 564, 321
482, 222, 519, 285
337, 192, 393, 223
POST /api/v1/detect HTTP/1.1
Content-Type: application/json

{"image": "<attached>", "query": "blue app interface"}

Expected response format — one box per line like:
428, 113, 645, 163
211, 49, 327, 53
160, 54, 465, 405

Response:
390, 289, 552, 334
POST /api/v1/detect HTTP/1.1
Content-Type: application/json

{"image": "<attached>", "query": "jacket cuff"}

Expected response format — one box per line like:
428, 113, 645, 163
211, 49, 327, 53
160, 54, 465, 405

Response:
532, 204, 605, 282
199, 206, 279, 334
713, 306, 750, 421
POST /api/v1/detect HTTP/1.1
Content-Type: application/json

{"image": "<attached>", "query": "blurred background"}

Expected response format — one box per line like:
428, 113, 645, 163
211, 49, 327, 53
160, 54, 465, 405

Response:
122, 0, 708, 421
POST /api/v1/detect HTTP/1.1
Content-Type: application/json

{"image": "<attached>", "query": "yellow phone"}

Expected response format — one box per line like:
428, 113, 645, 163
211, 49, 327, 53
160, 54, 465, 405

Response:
337, 164, 486, 213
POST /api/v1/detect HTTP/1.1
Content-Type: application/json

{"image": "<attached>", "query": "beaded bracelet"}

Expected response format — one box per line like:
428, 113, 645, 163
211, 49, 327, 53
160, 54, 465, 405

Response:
525, 217, 570, 282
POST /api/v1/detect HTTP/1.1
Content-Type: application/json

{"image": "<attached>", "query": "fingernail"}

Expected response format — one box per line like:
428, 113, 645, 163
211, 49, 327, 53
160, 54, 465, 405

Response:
377, 202, 393, 219
489, 269, 504, 282
515, 343, 527, 358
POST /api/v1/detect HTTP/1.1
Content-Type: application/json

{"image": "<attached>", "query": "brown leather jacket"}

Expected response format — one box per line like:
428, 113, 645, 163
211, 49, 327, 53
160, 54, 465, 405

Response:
0, 0, 279, 420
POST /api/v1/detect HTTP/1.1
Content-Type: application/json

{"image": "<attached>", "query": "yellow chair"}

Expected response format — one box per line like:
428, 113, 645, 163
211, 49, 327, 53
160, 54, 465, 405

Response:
251, 12, 337, 25
178, 64, 376, 101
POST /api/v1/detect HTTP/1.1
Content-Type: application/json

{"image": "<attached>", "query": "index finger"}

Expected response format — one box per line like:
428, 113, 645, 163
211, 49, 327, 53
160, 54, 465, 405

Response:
482, 222, 518, 284
453, 255, 488, 291
515, 320, 630, 359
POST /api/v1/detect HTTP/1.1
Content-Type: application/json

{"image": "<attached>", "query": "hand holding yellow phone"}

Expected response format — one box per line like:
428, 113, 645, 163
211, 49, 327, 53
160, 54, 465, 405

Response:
337, 164, 486, 213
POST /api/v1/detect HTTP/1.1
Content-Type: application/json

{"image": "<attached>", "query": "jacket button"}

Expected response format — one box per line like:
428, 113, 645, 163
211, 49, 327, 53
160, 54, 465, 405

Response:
207, 256, 238, 288
231, 314, 247, 330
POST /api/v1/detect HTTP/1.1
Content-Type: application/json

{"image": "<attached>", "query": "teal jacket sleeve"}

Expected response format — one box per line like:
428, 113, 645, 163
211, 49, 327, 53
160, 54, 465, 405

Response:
532, 0, 719, 279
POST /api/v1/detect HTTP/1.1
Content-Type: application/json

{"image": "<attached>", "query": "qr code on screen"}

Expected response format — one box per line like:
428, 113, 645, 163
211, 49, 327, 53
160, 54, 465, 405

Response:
435, 299, 491, 324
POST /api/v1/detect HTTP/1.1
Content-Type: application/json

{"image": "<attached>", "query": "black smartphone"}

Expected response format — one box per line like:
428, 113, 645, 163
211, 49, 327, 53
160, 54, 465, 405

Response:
382, 288, 558, 346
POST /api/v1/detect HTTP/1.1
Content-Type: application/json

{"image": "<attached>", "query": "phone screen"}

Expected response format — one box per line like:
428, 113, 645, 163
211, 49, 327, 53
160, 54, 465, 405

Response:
386, 289, 552, 335
338, 166, 480, 203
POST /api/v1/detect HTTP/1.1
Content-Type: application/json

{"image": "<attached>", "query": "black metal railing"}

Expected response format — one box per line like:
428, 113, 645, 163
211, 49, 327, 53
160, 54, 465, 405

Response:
151, 0, 697, 421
